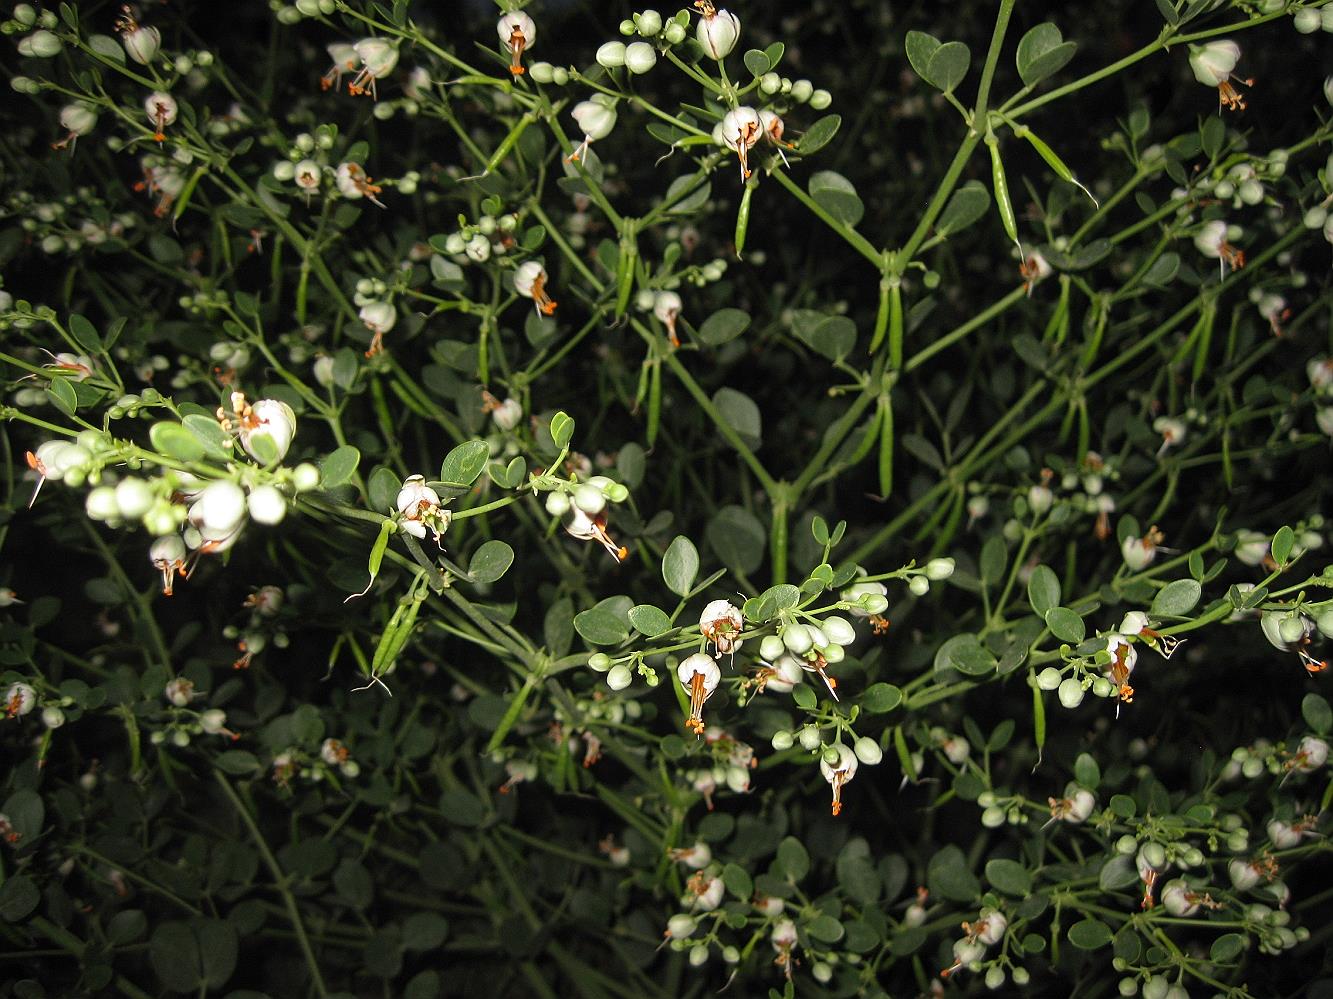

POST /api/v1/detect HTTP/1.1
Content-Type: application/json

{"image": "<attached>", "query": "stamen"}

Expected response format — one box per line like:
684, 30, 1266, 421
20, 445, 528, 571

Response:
508, 26, 527, 76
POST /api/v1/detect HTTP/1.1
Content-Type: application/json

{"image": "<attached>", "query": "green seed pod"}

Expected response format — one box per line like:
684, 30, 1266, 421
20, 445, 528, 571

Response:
986, 136, 1021, 253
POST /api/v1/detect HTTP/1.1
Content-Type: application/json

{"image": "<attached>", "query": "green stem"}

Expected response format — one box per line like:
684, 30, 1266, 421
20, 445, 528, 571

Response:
213, 771, 328, 998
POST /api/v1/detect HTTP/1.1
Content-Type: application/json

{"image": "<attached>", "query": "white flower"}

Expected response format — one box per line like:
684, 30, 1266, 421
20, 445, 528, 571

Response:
1308, 357, 1333, 394
359, 300, 396, 355
1105, 634, 1138, 704
294, 158, 321, 192
670, 841, 711, 869
490, 397, 523, 431
0, 588, 21, 607
1267, 819, 1312, 849
1194, 219, 1244, 276
677, 653, 721, 735
719, 106, 761, 183
1229, 858, 1261, 891
54, 102, 98, 151
684, 874, 724, 912
1153, 416, 1186, 455
164, 678, 195, 707
335, 162, 385, 207
144, 91, 178, 142
699, 599, 744, 654
322, 42, 359, 91
238, 398, 297, 464
121, 23, 160, 64
695, 3, 740, 59
562, 506, 628, 561
1121, 527, 1163, 571
349, 38, 398, 98
498, 12, 536, 76
396, 474, 450, 545
5, 682, 36, 718
199, 709, 231, 736
569, 97, 617, 163
1290, 737, 1329, 773
1162, 879, 1200, 917
1188, 40, 1248, 110
150, 535, 187, 596
320, 738, 350, 766
1233, 529, 1270, 566
972, 908, 1007, 946
514, 260, 557, 315
653, 290, 682, 346
819, 742, 859, 816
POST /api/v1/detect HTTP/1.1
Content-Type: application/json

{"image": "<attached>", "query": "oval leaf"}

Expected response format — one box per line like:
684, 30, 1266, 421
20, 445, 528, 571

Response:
439, 440, 490, 487
809, 170, 864, 227
1045, 606, 1085, 644
698, 308, 751, 347
629, 603, 672, 638
662, 536, 699, 597
469, 540, 514, 584
1150, 579, 1201, 618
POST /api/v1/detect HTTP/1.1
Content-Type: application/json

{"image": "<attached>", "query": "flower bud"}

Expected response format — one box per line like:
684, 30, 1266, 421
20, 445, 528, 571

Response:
595, 41, 626, 68
42, 705, 65, 728
1294, 7, 1321, 32
853, 736, 882, 765
606, 664, 632, 690
1036, 667, 1062, 690
1057, 677, 1085, 709
20, 28, 62, 57
908, 576, 930, 597
200, 709, 228, 734
759, 634, 785, 660
771, 729, 793, 751
624, 41, 656, 74
247, 484, 287, 525
292, 463, 320, 492
924, 557, 956, 581
798, 724, 821, 751
781, 623, 812, 654
636, 9, 663, 35
85, 486, 119, 522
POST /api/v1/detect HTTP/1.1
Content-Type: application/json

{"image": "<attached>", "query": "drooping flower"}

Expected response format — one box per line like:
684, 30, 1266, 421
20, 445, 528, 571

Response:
1194, 219, 1244, 277
144, 91, 178, 143
321, 42, 359, 91
335, 162, 386, 208
562, 506, 628, 561
1104, 634, 1139, 707
150, 535, 188, 596
1188, 40, 1250, 112
676, 652, 721, 735
348, 38, 399, 99
359, 300, 396, 356
652, 290, 683, 346
719, 107, 761, 183
514, 260, 557, 315
497, 12, 536, 76
569, 97, 617, 164
52, 101, 97, 152
820, 742, 859, 815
